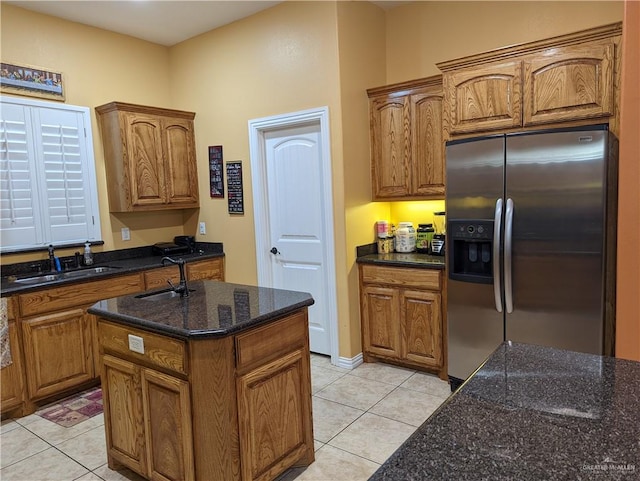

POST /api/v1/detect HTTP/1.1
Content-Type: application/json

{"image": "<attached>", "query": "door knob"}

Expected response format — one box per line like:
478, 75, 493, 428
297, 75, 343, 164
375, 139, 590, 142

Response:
270, 247, 280, 255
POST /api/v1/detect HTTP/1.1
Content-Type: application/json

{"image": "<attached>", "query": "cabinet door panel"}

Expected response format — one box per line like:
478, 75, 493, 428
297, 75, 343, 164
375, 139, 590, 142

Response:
141, 368, 194, 481
163, 119, 199, 206
237, 349, 313, 481
446, 60, 522, 133
125, 113, 166, 207
361, 286, 401, 358
523, 43, 614, 126
401, 290, 442, 369
22, 309, 94, 399
411, 93, 445, 196
370, 96, 411, 198
102, 355, 147, 475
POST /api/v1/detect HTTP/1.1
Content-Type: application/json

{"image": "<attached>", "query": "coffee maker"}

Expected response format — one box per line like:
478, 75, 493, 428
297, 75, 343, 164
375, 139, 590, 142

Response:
431, 211, 446, 255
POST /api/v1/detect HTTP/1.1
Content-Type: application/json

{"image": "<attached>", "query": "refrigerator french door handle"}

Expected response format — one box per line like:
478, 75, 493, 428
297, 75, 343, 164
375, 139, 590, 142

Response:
505, 198, 514, 313
493, 198, 503, 313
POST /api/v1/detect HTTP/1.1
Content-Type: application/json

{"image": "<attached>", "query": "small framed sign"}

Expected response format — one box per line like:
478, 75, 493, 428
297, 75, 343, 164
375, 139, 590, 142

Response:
226, 161, 244, 215
208, 145, 224, 198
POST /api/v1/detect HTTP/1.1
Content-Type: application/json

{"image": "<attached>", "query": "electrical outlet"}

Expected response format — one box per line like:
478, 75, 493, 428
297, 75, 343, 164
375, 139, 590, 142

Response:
121, 227, 130, 241
128, 334, 144, 354
199, 222, 206, 235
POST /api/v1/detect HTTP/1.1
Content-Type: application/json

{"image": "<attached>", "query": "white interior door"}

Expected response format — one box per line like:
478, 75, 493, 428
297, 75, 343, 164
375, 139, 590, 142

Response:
249, 108, 337, 358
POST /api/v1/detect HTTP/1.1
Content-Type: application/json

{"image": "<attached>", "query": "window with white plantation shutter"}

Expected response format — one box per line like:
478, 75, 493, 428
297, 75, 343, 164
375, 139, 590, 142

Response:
0, 97, 101, 253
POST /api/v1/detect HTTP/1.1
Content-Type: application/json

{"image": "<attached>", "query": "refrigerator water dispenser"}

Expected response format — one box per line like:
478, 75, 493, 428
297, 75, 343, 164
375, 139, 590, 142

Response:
449, 219, 494, 284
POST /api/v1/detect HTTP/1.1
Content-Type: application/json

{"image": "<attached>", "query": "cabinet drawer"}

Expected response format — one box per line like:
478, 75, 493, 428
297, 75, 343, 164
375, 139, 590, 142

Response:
360, 264, 441, 290
19, 273, 143, 317
144, 266, 179, 290
235, 310, 307, 373
187, 259, 224, 281
98, 321, 187, 376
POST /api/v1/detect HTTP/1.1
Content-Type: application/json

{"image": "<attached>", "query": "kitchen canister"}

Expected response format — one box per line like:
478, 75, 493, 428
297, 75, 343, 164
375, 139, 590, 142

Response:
395, 222, 416, 252
416, 224, 435, 253
376, 220, 389, 238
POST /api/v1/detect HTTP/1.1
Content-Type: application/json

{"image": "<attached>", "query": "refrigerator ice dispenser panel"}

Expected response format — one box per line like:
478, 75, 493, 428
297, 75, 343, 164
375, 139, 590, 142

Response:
449, 219, 494, 284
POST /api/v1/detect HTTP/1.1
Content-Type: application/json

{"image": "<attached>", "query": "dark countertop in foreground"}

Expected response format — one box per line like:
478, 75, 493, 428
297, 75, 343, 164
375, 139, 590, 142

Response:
1, 243, 224, 295
88, 280, 314, 340
355, 243, 445, 269
370, 342, 640, 481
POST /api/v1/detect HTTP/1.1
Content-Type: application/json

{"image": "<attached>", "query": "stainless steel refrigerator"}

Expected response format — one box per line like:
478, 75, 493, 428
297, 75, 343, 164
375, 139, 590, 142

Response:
446, 124, 616, 389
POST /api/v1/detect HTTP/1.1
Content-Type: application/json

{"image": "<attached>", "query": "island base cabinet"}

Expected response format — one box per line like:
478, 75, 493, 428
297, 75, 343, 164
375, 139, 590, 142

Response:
142, 369, 194, 481
102, 355, 194, 481
1, 320, 26, 416
101, 355, 147, 476
237, 349, 314, 481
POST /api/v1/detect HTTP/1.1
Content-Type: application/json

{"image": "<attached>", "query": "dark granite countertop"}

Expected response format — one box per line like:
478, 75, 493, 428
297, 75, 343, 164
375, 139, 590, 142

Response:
356, 242, 445, 269
88, 280, 314, 340
357, 253, 445, 269
370, 342, 640, 481
0, 242, 224, 295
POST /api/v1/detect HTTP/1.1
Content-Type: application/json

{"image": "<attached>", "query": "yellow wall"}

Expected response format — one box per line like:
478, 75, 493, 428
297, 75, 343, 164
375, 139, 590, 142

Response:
0, 4, 188, 265
1, 1, 628, 361
169, 1, 343, 288
386, 1, 624, 82
337, 1, 389, 356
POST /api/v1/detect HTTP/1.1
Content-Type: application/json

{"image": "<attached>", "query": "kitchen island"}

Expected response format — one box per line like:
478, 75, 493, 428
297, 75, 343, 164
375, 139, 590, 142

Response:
370, 342, 640, 480
88, 280, 315, 481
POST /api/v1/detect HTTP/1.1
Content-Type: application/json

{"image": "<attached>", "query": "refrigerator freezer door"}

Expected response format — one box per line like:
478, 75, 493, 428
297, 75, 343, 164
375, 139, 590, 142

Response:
446, 136, 505, 381
504, 128, 607, 355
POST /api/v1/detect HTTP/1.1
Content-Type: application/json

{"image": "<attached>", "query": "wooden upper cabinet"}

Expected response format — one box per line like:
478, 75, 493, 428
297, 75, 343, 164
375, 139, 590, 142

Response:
96, 102, 199, 212
523, 42, 615, 126
437, 22, 622, 138
368, 75, 444, 200
443, 60, 522, 134
369, 96, 411, 198
411, 92, 445, 196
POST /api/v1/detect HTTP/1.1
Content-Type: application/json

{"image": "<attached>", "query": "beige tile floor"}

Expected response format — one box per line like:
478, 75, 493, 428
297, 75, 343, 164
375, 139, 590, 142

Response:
1, 355, 451, 481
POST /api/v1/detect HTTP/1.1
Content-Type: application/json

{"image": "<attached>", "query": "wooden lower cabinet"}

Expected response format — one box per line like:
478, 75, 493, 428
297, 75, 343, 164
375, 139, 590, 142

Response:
237, 348, 314, 481
360, 264, 445, 378
21, 309, 94, 400
99, 309, 313, 481
102, 355, 194, 481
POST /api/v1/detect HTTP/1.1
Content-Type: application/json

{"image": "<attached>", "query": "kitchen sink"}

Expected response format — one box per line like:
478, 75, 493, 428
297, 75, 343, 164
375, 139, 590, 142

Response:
61, 266, 120, 279
13, 274, 59, 285
12, 266, 121, 285
135, 288, 194, 301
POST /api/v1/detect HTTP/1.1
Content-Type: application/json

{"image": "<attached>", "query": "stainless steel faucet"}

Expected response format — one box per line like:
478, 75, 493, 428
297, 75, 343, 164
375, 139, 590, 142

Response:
161, 256, 189, 297
48, 245, 56, 272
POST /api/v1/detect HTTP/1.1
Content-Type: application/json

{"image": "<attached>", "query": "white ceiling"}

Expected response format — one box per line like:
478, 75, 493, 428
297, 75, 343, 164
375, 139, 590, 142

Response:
6, 1, 406, 47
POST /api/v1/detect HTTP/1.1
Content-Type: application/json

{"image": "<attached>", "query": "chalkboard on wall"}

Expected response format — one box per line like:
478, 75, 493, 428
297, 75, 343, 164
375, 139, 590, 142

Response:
226, 161, 244, 215
208, 145, 224, 198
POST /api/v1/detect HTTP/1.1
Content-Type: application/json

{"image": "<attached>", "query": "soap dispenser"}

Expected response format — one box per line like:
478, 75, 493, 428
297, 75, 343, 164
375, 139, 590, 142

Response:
83, 241, 94, 266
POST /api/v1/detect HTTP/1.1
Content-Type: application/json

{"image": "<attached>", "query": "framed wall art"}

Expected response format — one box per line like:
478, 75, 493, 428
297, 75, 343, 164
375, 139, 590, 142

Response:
209, 145, 224, 198
0, 62, 65, 101
226, 161, 244, 215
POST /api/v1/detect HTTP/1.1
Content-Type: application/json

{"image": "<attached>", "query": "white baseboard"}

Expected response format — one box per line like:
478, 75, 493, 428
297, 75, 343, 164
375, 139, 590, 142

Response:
335, 352, 363, 370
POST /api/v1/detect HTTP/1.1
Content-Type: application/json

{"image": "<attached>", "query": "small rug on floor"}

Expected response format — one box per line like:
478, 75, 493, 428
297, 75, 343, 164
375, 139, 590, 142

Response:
36, 387, 103, 428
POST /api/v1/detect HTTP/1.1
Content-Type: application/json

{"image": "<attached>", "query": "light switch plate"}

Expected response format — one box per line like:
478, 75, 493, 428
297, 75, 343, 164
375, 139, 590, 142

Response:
128, 334, 144, 354
121, 227, 130, 241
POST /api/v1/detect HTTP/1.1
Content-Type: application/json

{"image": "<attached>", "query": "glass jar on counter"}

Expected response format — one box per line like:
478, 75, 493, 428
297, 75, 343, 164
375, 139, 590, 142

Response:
395, 222, 416, 252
